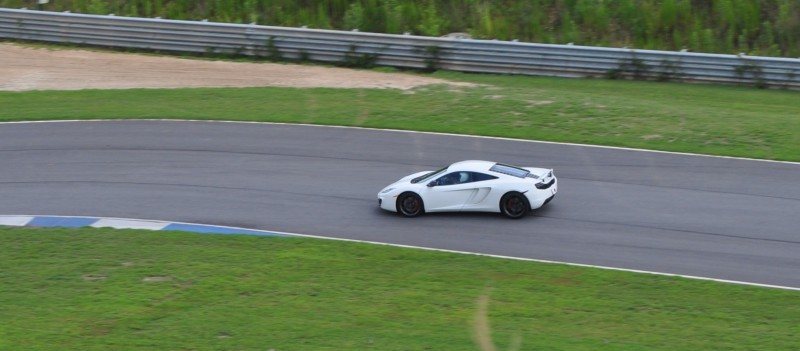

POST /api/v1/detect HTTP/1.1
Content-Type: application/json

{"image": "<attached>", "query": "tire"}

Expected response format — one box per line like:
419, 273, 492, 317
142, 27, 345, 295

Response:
397, 192, 424, 217
500, 192, 530, 219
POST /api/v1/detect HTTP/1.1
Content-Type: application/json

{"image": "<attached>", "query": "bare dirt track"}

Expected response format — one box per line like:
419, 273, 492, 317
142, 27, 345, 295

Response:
0, 43, 467, 91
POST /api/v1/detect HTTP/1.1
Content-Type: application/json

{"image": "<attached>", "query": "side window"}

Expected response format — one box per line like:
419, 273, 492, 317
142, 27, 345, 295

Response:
435, 172, 461, 186
435, 172, 472, 186
470, 172, 498, 182
434, 172, 496, 186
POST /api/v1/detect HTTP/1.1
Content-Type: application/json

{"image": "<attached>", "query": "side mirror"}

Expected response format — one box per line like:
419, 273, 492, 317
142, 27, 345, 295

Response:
427, 181, 436, 188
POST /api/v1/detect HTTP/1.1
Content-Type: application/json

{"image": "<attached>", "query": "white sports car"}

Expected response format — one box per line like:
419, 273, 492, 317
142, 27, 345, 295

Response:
378, 160, 557, 219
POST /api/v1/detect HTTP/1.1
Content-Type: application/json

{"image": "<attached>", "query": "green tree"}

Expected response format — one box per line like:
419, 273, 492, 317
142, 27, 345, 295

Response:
416, 1, 446, 36
342, 1, 363, 30
86, 0, 109, 14
1, 0, 797, 57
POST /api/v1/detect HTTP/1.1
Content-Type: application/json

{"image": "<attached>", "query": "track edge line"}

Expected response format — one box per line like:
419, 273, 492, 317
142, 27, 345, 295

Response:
1, 119, 797, 165
2, 214, 798, 291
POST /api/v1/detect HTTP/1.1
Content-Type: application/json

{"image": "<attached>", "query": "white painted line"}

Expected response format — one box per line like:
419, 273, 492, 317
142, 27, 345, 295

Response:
0, 215, 34, 226
91, 218, 169, 230
5, 214, 800, 291
1, 119, 798, 165
265, 230, 800, 292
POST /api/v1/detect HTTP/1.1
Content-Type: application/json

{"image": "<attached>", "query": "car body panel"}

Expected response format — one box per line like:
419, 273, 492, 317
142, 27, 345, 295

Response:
378, 160, 557, 216
423, 182, 479, 212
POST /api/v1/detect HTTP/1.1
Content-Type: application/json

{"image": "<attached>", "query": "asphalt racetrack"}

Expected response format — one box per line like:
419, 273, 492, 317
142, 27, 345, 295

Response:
1, 121, 798, 288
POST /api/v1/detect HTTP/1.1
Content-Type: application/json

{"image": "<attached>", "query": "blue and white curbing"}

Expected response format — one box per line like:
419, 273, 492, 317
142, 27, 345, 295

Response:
0, 215, 286, 236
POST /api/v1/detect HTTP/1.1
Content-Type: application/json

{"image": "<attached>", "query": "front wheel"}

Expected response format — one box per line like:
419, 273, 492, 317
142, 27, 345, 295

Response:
397, 192, 424, 217
500, 192, 530, 219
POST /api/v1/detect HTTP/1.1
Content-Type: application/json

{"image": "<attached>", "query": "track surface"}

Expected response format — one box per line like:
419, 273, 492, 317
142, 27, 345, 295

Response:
1, 121, 799, 287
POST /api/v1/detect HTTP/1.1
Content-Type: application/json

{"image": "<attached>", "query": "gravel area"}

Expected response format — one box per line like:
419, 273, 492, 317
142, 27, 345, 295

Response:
0, 43, 470, 91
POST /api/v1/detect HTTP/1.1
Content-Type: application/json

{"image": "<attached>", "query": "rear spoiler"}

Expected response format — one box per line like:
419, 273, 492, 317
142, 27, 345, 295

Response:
525, 169, 554, 180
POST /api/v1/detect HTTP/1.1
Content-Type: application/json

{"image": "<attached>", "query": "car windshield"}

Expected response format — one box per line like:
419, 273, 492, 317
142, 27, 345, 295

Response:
489, 163, 530, 178
410, 167, 448, 184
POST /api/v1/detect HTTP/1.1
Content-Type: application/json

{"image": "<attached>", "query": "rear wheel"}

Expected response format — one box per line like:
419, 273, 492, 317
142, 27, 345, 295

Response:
397, 192, 424, 217
500, 192, 530, 219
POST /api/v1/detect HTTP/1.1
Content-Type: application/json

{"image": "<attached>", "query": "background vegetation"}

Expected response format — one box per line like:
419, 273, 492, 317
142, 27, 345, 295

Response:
3, 0, 800, 57
2, 226, 798, 350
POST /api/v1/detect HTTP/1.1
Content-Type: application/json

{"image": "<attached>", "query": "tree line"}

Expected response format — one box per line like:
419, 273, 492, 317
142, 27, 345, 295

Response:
6, 0, 799, 57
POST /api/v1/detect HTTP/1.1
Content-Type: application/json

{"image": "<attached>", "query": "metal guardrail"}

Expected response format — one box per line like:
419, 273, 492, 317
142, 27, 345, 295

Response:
2, 8, 800, 88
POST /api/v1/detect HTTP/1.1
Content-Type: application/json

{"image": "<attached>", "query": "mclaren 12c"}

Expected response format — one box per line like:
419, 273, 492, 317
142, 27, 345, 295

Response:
378, 160, 557, 219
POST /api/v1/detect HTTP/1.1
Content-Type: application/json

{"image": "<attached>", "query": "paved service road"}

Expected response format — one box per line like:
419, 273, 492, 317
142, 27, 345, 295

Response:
1, 121, 799, 287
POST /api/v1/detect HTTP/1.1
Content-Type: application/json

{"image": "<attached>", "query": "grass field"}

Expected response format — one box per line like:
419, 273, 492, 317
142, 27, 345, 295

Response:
1, 227, 798, 350
1, 70, 799, 161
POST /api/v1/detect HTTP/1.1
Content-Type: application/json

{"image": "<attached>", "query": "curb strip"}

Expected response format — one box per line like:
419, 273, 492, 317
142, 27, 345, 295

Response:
0, 215, 285, 236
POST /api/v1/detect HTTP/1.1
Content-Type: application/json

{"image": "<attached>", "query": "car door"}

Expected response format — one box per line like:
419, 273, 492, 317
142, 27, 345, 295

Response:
423, 172, 480, 212
460, 172, 499, 211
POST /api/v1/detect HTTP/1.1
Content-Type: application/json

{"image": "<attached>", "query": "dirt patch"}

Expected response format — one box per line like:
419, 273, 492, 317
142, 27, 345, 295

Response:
525, 99, 554, 107
0, 43, 473, 91
641, 134, 663, 140
472, 287, 522, 351
142, 276, 173, 282
82, 274, 107, 281
473, 288, 497, 351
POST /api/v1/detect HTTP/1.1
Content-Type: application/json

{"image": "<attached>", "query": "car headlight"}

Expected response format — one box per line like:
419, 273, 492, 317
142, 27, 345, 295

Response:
380, 187, 395, 194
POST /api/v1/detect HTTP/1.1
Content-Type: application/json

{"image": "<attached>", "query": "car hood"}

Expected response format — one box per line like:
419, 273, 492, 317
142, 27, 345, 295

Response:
381, 171, 431, 191
398, 171, 433, 183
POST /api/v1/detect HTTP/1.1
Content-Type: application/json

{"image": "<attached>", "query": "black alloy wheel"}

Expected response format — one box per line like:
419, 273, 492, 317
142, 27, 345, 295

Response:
500, 192, 529, 219
397, 192, 424, 217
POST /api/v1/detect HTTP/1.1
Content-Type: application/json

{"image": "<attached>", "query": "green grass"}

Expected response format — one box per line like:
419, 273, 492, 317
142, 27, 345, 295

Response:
2, 71, 799, 161
0, 227, 798, 350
